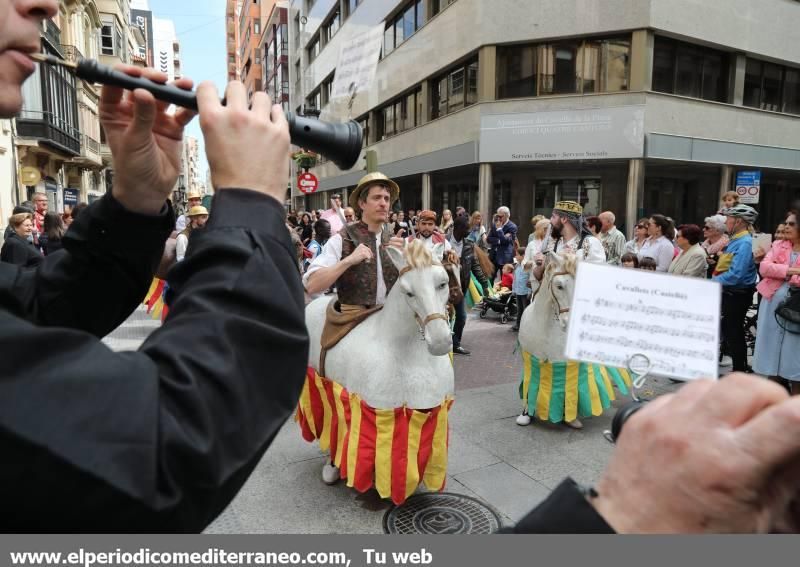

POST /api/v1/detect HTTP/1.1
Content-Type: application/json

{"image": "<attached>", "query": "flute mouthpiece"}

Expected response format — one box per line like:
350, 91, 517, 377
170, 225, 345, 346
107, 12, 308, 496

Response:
28, 52, 77, 69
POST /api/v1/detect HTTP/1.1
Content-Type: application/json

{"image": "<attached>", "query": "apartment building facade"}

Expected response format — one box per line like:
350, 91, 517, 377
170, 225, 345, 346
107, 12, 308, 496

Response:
227, 0, 243, 82
240, 0, 277, 101
11, 0, 121, 213
289, 0, 800, 238
261, 4, 290, 113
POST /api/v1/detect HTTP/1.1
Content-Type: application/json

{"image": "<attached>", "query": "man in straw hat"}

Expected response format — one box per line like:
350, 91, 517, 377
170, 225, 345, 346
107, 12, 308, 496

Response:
176, 205, 209, 262
532, 200, 605, 282
176, 191, 203, 232
304, 172, 405, 307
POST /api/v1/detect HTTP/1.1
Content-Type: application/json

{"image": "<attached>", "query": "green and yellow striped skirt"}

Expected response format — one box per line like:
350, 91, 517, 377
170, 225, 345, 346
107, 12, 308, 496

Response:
519, 350, 632, 423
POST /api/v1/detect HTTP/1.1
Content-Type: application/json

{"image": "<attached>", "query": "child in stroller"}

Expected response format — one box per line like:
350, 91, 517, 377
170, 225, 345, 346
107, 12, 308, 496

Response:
479, 264, 518, 324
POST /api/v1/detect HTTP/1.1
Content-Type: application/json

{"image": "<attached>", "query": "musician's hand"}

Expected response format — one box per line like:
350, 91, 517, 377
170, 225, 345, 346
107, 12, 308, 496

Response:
346, 244, 373, 266
198, 82, 289, 204
591, 374, 800, 533
100, 65, 196, 215
389, 236, 405, 249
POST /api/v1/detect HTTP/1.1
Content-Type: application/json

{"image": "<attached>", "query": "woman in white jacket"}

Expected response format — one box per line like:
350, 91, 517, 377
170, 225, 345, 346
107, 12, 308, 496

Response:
176, 205, 209, 262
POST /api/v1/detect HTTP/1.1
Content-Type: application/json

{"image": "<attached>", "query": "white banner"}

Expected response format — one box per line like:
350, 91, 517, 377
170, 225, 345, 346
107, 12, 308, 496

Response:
330, 24, 385, 101
479, 106, 645, 162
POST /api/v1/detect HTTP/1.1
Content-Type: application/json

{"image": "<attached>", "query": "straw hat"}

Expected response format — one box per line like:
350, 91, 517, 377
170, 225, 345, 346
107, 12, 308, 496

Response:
349, 172, 400, 212
187, 205, 209, 217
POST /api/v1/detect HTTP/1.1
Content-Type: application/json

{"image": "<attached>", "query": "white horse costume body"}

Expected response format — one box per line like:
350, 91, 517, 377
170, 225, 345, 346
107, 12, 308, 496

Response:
298, 241, 455, 504
517, 252, 631, 426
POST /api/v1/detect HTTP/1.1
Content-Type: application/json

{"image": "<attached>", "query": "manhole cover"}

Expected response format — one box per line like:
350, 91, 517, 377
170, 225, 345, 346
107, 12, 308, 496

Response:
383, 492, 502, 534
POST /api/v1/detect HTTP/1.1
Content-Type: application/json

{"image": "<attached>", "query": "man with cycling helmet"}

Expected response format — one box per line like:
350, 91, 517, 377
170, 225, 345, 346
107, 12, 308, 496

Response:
713, 204, 759, 373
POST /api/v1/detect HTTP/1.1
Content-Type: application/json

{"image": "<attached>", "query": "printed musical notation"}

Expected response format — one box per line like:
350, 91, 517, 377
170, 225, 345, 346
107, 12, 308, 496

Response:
577, 332, 716, 361
593, 299, 715, 323
565, 263, 722, 381
580, 314, 716, 342
572, 350, 707, 379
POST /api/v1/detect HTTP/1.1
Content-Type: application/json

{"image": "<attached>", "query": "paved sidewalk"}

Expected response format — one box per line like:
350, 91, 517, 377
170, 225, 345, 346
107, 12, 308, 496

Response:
105, 306, 682, 533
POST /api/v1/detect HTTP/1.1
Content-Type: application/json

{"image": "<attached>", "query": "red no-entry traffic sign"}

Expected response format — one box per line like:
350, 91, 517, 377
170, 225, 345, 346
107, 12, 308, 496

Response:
298, 172, 319, 195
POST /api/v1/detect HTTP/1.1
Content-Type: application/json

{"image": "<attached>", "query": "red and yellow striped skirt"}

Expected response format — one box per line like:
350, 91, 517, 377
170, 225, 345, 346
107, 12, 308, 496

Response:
296, 368, 453, 505
143, 278, 169, 321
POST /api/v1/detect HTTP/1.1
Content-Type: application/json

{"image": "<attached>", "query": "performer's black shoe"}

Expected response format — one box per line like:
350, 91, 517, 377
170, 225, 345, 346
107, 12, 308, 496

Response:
453, 346, 471, 355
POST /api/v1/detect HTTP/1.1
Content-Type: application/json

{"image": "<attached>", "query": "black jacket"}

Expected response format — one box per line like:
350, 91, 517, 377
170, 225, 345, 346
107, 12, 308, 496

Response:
0, 233, 43, 268
0, 189, 308, 532
500, 478, 615, 533
456, 237, 490, 295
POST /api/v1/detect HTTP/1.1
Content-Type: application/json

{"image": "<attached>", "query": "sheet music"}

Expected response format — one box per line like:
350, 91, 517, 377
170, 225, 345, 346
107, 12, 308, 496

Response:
565, 263, 721, 381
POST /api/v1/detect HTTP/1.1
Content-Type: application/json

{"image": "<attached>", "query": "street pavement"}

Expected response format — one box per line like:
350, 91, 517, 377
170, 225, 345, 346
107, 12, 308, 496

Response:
104, 305, 686, 534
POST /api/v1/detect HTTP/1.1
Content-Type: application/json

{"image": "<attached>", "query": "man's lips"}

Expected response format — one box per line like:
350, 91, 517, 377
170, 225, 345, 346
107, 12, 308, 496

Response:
6, 49, 37, 75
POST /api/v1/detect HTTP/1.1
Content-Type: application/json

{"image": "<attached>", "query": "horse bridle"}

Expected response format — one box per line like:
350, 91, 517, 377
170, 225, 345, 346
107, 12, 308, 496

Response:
398, 264, 449, 339
531, 269, 572, 320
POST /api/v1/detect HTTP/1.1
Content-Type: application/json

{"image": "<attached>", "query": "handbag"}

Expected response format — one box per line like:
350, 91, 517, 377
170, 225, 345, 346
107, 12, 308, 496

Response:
775, 286, 800, 333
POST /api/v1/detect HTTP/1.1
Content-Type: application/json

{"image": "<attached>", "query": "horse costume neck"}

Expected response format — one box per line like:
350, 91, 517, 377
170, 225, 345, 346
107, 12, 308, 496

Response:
532, 266, 572, 321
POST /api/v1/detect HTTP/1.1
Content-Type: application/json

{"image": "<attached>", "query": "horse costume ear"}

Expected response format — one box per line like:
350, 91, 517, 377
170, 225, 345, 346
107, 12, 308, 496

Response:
386, 245, 407, 271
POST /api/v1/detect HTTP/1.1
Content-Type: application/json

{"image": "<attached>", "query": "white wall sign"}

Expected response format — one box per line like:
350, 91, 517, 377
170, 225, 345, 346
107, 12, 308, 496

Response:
565, 263, 721, 381
479, 106, 645, 162
330, 24, 385, 102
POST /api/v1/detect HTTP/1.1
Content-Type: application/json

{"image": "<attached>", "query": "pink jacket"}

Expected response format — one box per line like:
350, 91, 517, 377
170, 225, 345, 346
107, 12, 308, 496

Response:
757, 240, 800, 300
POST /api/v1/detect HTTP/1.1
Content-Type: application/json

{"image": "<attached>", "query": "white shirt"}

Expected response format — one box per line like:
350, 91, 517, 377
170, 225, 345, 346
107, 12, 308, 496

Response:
303, 233, 388, 304
523, 238, 545, 268
176, 233, 189, 262
416, 234, 452, 254
175, 214, 187, 232
449, 236, 464, 258
639, 236, 675, 272
556, 234, 606, 263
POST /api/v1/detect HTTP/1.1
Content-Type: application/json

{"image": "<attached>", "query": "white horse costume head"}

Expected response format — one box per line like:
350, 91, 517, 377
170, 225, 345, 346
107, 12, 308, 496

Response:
385, 240, 453, 356
518, 252, 577, 361
305, 239, 455, 409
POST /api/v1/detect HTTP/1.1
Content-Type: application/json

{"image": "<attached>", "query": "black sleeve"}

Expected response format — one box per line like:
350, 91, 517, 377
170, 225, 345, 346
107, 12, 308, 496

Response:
0, 189, 309, 533
470, 252, 490, 291
1, 238, 29, 266
498, 478, 615, 534
0, 193, 173, 337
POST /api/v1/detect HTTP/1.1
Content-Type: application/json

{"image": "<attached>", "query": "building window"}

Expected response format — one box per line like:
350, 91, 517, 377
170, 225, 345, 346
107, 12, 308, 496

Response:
652, 36, 730, 103
497, 44, 536, 98
376, 88, 421, 140
322, 5, 340, 44
306, 89, 321, 111
744, 59, 800, 114
382, 0, 423, 57
345, 0, 362, 19
307, 34, 319, 62
431, 0, 456, 17
100, 15, 116, 56
431, 58, 478, 119
357, 114, 369, 147
254, 20, 260, 35
321, 73, 334, 106
497, 37, 629, 99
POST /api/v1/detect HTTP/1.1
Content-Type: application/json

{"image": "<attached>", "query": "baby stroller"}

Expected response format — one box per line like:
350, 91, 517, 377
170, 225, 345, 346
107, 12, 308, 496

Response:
479, 291, 518, 324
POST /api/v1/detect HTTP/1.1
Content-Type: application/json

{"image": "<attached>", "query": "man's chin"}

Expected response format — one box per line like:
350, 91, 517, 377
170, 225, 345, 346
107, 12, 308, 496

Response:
0, 86, 23, 118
